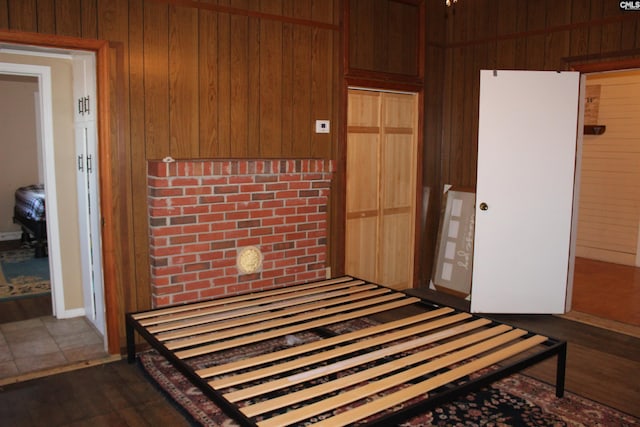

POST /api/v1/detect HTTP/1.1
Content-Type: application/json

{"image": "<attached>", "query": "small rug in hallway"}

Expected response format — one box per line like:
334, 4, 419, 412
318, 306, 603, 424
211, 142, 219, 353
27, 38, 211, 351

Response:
138, 348, 640, 427
0, 248, 50, 301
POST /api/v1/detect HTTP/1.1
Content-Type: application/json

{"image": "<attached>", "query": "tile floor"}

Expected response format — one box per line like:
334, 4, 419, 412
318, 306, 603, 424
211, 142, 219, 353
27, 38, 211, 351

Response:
0, 316, 108, 380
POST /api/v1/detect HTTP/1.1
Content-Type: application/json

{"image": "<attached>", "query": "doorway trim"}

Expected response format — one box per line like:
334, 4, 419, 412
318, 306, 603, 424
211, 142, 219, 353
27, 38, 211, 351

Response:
568, 59, 640, 312
0, 62, 67, 317
0, 30, 118, 354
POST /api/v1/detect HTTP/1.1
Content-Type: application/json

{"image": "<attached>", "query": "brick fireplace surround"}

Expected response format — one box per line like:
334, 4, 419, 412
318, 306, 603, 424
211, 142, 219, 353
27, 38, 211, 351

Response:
147, 159, 335, 308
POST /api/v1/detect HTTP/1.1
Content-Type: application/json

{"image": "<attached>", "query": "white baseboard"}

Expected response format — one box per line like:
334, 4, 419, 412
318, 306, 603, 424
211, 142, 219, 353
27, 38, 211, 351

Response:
0, 231, 22, 241
56, 307, 86, 319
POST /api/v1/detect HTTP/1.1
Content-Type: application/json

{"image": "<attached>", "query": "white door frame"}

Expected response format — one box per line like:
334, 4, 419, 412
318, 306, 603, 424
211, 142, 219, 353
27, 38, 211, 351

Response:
0, 62, 66, 317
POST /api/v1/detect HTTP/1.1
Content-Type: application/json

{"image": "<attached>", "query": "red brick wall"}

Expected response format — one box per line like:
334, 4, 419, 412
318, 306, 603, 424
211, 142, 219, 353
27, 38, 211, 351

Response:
147, 159, 335, 307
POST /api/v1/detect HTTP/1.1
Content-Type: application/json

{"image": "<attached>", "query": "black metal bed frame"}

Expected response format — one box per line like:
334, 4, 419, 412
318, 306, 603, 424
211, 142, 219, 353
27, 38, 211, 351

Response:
126, 276, 566, 427
13, 209, 48, 258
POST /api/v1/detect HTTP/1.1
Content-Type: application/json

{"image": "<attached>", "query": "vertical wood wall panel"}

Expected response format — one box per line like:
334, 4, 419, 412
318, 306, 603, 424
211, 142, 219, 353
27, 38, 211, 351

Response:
55, 0, 82, 37
229, 12, 249, 157
348, 0, 421, 77
128, 0, 151, 312
198, 6, 218, 158
292, 24, 312, 157
36, 0, 55, 34
310, 0, 334, 159
143, 1, 170, 159
588, 0, 603, 53
218, 8, 233, 157
289, 1, 312, 157
422, 0, 445, 286
569, 0, 590, 57
259, 10, 283, 157
80, 0, 98, 39
0, 0, 7, 28
545, 1, 571, 71
525, 2, 546, 69
281, 17, 294, 157
247, 13, 261, 158
168, 5, 199, 158
7, 0, 36, 31
513, 0, 528, 69
620, 17, 637, 51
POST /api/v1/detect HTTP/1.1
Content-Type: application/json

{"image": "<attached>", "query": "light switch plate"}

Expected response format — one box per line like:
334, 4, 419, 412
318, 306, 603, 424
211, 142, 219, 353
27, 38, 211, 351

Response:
315, 120, 330, 133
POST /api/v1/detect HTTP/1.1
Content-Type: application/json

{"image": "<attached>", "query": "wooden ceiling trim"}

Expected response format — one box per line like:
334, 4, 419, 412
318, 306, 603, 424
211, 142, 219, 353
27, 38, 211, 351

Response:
447, 12, 640, 49
150, 0, 340, 30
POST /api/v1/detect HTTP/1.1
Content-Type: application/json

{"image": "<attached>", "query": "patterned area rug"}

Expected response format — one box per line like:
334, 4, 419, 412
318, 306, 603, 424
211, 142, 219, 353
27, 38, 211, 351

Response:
138, 319, 640, 427
0, 248, 50, 300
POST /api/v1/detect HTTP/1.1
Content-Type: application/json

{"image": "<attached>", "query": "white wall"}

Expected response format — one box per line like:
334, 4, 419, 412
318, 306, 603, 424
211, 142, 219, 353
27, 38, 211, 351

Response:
0, 75, 39, 236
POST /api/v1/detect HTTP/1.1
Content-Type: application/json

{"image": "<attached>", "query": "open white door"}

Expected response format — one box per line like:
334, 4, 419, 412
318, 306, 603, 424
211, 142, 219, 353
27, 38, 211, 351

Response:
471, 70, 580, 314
73, 53, 105, 336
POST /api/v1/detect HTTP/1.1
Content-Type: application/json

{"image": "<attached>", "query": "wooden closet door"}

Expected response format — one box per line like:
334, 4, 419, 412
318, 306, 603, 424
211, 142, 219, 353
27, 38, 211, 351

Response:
346, 89, 418, 289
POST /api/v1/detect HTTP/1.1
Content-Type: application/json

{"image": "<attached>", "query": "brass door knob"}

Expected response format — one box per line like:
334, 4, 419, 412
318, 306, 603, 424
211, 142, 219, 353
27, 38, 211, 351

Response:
479, 202, 488, 211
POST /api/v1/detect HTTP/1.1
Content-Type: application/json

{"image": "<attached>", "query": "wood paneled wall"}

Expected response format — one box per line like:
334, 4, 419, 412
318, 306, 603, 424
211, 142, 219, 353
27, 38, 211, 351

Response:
438, 0, 640, 189
347, 0, 421, 77
5, 0, 639, 348
0, 0, 340, 350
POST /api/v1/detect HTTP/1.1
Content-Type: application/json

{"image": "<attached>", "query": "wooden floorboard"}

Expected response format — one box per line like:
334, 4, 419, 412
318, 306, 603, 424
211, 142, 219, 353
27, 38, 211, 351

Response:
572, 257, 640, 326
0, 295, 52, 323
0, 359, 191, 427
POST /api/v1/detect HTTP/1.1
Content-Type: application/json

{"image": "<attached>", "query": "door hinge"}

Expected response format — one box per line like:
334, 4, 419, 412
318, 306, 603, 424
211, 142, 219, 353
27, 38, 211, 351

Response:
78, 95, 90, 115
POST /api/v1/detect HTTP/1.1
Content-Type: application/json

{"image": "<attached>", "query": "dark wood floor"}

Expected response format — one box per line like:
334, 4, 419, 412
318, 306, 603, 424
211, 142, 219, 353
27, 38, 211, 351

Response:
0, 295, 52, 323
0, 304, 638, 426
0, 358, 191, 427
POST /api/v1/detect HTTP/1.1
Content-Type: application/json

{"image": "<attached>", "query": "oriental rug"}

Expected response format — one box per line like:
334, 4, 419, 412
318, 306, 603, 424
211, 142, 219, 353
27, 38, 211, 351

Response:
0, 248, 50, 301
137, 319, 640, 427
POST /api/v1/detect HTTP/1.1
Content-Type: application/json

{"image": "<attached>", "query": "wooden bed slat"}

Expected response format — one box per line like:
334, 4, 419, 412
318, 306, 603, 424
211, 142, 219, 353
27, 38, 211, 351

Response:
212, 312, 479, 391
173, 296, 420, 359
241, 324, 516, 417
143, 281, 375, 330
167, 292, 407, 351
132, 276, 360, 321
258, 333, 546, 427
197, 308, 455, 379
308, 335, 549, 427
222, 315, 492, 401
168, 292, 402, 351
156, 287, 390, 341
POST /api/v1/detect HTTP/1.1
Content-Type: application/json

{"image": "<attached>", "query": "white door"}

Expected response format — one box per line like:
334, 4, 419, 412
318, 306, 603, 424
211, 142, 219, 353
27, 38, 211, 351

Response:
471, 70, 580, 314
73, 53, 105, 335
